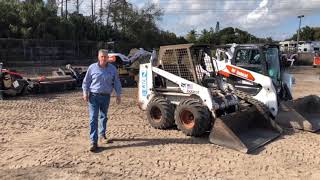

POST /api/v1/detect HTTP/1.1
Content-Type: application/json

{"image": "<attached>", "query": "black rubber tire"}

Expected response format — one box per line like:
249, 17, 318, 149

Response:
282, 83, 293, 101
17, 85, 28, 96
146, 97, 175, 129
174, 99, 211, 136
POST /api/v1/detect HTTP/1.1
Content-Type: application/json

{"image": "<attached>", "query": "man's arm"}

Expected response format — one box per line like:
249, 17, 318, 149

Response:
113, 70, 122, 97
113, 67, 122, 104
82, 66, 92, 101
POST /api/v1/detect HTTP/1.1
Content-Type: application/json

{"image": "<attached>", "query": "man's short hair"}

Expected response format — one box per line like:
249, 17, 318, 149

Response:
98, 49, 108, 55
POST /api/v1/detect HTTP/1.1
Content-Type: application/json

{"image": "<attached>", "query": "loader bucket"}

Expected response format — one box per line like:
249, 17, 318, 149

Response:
209, 107, 282, 153
275, 95, 320, 132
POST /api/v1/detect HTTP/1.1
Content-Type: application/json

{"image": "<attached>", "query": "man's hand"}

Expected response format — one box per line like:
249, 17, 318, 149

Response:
116, 96, 121, 105
83, 94, 89, 102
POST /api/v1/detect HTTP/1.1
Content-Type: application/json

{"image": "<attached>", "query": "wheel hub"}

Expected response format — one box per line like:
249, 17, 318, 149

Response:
150, 106, 162, 122
180, 109, 195, 129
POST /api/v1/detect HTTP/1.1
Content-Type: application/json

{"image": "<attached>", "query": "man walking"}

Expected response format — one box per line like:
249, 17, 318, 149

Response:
82, 49, 122, 152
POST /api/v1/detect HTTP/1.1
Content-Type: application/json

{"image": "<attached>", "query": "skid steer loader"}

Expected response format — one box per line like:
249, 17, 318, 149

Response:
213, 44, 320, 132
138, 44, 283, 153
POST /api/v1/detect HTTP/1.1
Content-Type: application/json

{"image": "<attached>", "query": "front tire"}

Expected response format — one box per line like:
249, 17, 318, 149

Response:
174, 99, 211, 136
146, 97, 175, 129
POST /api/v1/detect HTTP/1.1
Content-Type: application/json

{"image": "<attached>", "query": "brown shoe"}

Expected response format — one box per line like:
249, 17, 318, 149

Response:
100, 134, 107, 140
89, 143, 98, 152
106, 139, 113, 144
100, 135, 113, 144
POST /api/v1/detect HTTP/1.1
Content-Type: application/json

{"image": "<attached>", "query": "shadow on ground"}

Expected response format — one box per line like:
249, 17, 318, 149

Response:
95, 137, 209, 153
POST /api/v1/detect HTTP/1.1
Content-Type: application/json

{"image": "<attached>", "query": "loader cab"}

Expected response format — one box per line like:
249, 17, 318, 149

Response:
264, 46, 281, 85
231, 44, 282, 95
232, 45, 268, 75
158, 44, 216, 88
190, 46, 216, 82
232, 45, 281, 80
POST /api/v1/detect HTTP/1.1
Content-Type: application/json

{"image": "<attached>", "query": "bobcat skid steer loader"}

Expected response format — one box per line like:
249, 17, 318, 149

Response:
137, 44, 282, 153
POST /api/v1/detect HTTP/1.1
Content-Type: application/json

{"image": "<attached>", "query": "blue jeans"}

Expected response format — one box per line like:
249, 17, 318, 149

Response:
88, 93, 111, 144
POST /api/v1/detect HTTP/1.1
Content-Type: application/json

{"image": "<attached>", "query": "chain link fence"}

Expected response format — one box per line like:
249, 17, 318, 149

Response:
0, 38, 113, 67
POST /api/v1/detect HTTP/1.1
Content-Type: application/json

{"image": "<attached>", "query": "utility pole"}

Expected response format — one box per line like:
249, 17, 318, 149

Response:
65, 0, 68, 19
100, 0, 103, 22
76, 0, 79, 13
60, 0, 63, 17
91, 0, 95, 22
297, 15, 304, 51
106, 0, 114, 27
122, 0, 126, 33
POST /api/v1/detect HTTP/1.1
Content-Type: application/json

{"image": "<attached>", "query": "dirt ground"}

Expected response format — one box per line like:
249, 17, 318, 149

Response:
0, 66, 320, 180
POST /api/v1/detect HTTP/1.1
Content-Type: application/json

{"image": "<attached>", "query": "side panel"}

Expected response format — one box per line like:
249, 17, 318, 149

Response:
152, 67, 215, 111
138, 63, 154, 110
215, 60, 278, 116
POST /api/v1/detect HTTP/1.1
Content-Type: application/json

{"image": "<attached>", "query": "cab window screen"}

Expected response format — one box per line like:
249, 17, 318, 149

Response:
235, 49, 262, 73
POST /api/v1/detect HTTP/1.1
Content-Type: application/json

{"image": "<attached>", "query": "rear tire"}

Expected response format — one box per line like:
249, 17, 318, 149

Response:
175, 99, 211, 136
146, 97, 175, 129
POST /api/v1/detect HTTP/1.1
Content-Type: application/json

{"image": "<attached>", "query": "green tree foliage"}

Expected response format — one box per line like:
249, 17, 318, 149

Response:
314, 28, 320, 40
289, 26, 320, 41
186, 29, 198, 43
188, 27, 273, 45
0, 0, 187, 50
0, 0, 21, 37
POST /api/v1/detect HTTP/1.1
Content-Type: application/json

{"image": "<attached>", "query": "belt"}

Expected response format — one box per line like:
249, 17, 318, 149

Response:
90, 92, 110, 96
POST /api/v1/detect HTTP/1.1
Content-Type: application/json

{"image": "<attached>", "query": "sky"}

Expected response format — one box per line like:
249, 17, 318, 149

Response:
127, 0, 320, 40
